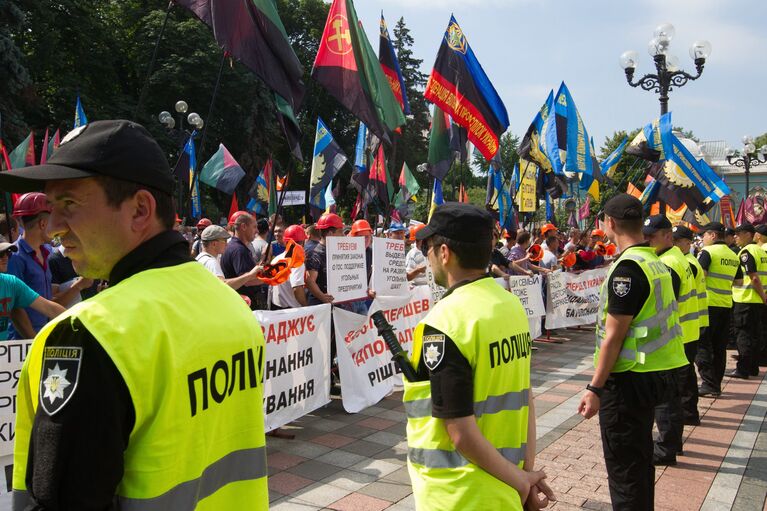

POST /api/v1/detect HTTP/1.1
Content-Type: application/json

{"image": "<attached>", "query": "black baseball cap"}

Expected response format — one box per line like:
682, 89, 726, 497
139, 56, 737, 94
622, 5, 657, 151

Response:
735, 222, 756, 234
642, 214, 672, 235
604, 193, 643, 220
672, 225, 694, 240
725, 228, 736, 236
756, 224, 767, 236
702, 222, 725, 234
0, 120, 174, 194
416, 202, 493, 243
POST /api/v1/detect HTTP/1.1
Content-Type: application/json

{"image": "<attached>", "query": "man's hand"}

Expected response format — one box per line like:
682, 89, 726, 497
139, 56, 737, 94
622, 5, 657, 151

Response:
73, 277, 95, 291
520, 471, 549, 504
577, 390, 600, 419
526, 479, 556, 510
319, 292, 334, 303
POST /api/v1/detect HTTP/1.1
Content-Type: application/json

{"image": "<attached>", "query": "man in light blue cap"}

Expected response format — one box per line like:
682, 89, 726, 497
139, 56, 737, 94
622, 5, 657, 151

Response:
387, 221, 407, 241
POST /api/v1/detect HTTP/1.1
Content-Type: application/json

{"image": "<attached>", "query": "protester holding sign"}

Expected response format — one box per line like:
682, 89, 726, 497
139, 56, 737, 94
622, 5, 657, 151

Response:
405, 202, 554, 510
305, 212, 344, 305
1, 120, 268, 509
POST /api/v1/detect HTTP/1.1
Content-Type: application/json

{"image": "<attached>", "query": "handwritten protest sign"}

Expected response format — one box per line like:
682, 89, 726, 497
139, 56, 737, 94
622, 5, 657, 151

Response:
545, 268, 607, 329
371, 238, 407, 296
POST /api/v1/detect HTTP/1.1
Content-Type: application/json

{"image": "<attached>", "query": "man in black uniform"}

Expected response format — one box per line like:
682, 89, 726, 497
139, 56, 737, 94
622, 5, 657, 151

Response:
579, 195, 683, 510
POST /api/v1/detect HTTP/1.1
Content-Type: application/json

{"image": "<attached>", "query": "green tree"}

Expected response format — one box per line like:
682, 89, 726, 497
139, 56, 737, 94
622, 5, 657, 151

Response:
0, 0, 31, 142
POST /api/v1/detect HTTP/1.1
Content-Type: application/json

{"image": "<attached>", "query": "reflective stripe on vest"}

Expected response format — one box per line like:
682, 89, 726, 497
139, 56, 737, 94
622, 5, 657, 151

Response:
702, 245, 739, 308
118, 447, 267, 511
409, 444, 527, 469
404, 388, 530, 419
660, 247, 698, 343
733, 244, 767, 304
595, 247, 687, 373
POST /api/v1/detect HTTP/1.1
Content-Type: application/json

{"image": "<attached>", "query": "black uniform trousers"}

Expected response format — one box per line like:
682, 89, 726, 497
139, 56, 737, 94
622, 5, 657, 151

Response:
696, 306, 731, 393
679, 341, 699, 422
760, 304, 767, 365
654, 370, 683, 462
600, 370, 676, 511
734, 302, 761, 376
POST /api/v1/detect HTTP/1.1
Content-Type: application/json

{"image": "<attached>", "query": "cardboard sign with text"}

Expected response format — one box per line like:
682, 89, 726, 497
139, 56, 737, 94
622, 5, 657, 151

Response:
545, 268, 607, 329
0, 340, 32, 500
325, 237, 368, 303
371, 238, 407, 296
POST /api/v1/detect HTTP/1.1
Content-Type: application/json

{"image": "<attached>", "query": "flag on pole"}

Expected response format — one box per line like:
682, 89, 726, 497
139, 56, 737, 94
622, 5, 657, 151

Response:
578, 196, 591, 221
185, 136, 201, 218
429, 179, 444, 221
324, 180, 337, 213
74, 95, 88, 128
459, 183, 469, 203
626, 112, 673, 162
199, 144, 246, 195
369, 144, 391, 209
312, 0, 405, 142
310, 118, 348, 210
228, 194, 239, 221
426, 105, 452, 180
551, 82, 594, 178
395, 162, 419, 217
424, 15, 509, 159
720, 195, 735, 228
519, 91, 555, 174
9, 132, 35, 169
379, 12, 410, 115
602, 136, 629, 179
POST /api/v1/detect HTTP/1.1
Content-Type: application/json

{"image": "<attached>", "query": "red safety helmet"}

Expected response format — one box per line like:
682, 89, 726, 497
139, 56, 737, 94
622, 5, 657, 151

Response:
316, 212, 344, 231
12, 192, 52, 218
350, 219, 372, 236
196, 218, 212, 230
591, 228, 606, 238
284, 224, 307, 243
228, 210, 251, 225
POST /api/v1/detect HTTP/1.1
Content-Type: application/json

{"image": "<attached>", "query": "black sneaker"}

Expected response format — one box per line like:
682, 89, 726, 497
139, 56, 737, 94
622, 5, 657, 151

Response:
728, 370, 749, 379
698, 387, 720, 398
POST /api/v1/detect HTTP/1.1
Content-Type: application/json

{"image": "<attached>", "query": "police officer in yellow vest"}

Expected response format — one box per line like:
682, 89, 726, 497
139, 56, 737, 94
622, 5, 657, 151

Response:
407, 203, 554, 511
579, 195, 687, 509
696, 222, 740, 397
672, 224, 707, 424
643, 214, 696, 466
0, 121, 268, 510
754, 224, 767, 367
731, 222, 767, 378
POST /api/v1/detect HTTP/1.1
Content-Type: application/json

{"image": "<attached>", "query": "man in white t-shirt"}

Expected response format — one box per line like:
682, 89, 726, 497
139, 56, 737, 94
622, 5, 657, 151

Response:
270, 225, 308, 309
406, 224, 428, 287
196, 225, 262, 290
540, 236, 560, 271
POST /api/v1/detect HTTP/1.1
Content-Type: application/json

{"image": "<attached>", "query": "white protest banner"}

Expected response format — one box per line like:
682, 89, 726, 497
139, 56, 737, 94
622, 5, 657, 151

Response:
545, 268, 608, 329
425, 264, 446, 303
494, 278, 543, 339
256, 304, 332, 432
0, 340, 32, 503
371, 238, 407, 296
281, 190, 306, 206
326, 237, 368, 303
334, 286, 432, 413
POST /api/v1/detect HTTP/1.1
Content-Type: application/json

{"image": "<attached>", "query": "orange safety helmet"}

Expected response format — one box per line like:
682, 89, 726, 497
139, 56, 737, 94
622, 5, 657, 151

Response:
528, 244, 543, 262
410, 224, 426, 241
196, 218, 212, 230
284, 224, 307, 243
562, 252, 577, 268
256, 239, 305, 286
591, 228, 606, 238
316, 212, 344, 231
541, 223, 558, 236
605, 243, 617, 256
349, 219, 373, 236
12, 192, 52, 218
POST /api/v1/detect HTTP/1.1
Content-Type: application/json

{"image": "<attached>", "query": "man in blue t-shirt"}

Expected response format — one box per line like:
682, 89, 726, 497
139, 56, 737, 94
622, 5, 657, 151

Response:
0, 242, 66, 340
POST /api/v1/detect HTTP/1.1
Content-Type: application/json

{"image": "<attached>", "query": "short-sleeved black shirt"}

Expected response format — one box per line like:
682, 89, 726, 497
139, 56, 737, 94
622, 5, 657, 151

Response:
738, 244, 758, 276
698, 242, 743, 279
657, 247, 682, 299
606, 243, 651, 317
305, 242, 328, 304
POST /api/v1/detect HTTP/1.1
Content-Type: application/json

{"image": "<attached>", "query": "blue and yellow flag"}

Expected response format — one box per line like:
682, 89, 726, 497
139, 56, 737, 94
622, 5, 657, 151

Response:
74, 95, 88, 128
601, 136, 629, 179
185, 135, 201, 218
428, 179, 444, 221
551, 82, 594, 181
520, 91, 555, 174
626, 112, 673, 162
310, 117, 348, 210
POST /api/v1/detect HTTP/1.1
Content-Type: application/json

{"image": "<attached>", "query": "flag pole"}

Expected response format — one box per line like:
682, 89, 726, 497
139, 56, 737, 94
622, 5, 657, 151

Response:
133, 1, 174, 121
0, 112, 12, 239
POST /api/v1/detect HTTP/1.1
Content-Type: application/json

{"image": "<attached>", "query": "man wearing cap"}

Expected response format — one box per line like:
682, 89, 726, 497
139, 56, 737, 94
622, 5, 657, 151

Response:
305, 213, 344, 305
730, 222, 767, 378
222, 212, 266, 310
1, 120, 268, 509
0, 242, 66, 340
387, 221, 407, 241
579, 195, 686, 509
726, 228, 738, 252
673, 224, 708, 421
696, 222, 740, 396
405, 202, 553, 510
196, 224, 263, 291
643, 215, 698, 465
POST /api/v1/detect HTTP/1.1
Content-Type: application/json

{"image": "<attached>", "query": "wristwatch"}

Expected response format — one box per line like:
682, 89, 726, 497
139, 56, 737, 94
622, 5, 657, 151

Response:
586, 384, 604, 398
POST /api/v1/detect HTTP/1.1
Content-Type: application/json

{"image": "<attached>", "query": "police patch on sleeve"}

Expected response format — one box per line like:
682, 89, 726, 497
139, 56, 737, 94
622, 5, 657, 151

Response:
39, 346, 82, 416
612, 276, 631, 298
741, 253, 750, 263
422, 334, 445, 371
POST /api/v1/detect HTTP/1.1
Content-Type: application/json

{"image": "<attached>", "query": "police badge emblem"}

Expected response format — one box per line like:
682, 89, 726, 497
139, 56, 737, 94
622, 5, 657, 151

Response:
39, 346, 82, 415
612, 276, 631, 298
422, 334, 445, 371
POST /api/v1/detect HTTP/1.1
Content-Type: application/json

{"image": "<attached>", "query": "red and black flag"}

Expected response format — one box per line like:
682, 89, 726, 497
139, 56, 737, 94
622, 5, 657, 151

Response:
174, 0, 305, 113
424, 15, 509, 160
312, 0, 405, 143
368, 144, 391, 209
378, 12, 410, 115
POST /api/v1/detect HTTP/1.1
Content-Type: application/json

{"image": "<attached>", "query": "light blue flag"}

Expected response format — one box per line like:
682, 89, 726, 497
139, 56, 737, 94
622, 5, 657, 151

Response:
665, 133, 730, 203
324, 179, 336, 212
492, 161, 514, 230
354, 122, 368, 173
185, 135, 201, 218
74, 95, 88, 128
545, 193, 553, 222
601, 136, 629, 179
551, 82, 594, 182
511, 162, 520, 197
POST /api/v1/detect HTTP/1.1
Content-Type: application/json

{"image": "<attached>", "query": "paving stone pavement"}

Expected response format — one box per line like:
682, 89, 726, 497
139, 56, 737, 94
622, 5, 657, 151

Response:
266, 328, 767, 510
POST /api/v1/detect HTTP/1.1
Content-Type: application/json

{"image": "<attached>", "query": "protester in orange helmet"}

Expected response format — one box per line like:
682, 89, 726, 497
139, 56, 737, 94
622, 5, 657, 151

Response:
270, 225, 309, 308
305, 213, 344, 305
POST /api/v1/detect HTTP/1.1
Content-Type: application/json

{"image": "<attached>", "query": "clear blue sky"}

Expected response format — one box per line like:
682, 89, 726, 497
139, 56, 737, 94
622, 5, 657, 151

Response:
355, 0, 767, 152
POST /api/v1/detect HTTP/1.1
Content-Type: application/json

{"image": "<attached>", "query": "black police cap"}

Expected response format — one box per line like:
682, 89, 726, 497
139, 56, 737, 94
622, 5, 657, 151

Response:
725, 228, 736, 236
756, 224, 767, 236
642, 214, 672, 235
702, 222, 725, 234
416, 202, 493, 244
604, 193, 643, 220
672, 225, 694, 240
0, 120, 174, 195
735, 222, 755, 234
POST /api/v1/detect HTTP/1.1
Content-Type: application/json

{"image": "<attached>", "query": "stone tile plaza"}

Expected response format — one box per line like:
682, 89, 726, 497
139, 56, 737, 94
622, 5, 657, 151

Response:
265, 329, 767, 511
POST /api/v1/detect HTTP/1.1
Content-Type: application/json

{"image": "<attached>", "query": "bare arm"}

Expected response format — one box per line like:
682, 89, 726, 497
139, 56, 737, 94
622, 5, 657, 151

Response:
10, 308, 36, 339
305, 269, 333, 303
29, 296, 67, 319
524, 395, 536, 471
407, 265, 426, 281
443, 416, 546, 503
292, 285, 308, 307
224, 266, 263, 290
52, 277, 93, 306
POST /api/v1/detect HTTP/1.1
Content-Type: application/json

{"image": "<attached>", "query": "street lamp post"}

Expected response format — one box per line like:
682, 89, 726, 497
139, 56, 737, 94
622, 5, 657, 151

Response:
158, 100, 205, 219
726, 136, 767, 199
620, 23, 712, 115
